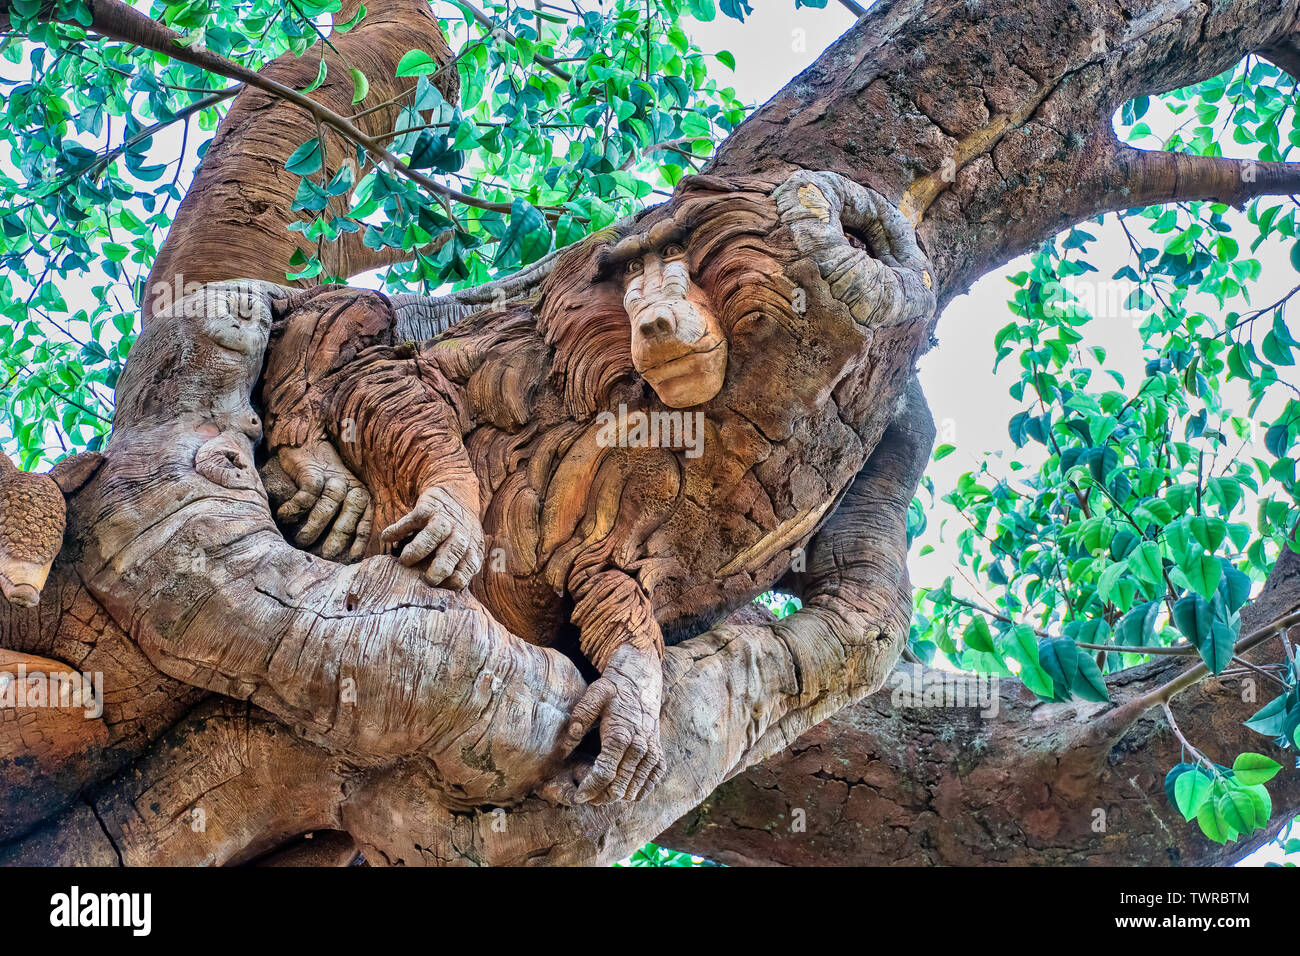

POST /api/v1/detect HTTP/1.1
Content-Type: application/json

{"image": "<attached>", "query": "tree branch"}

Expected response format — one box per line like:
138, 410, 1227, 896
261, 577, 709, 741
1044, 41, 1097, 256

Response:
1110, 146, 1300, 212
459, 0, 575, 81
138, 0, 462, 300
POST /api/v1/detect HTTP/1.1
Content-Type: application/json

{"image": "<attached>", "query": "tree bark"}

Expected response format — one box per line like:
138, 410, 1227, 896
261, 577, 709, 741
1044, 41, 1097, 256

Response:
4, 0, 1300, 866
661, 553, 1300, 866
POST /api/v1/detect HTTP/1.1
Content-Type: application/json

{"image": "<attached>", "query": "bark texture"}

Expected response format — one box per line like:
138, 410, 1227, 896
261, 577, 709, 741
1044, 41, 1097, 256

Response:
3, 0, 1300, 866
662, 550, 1300, 866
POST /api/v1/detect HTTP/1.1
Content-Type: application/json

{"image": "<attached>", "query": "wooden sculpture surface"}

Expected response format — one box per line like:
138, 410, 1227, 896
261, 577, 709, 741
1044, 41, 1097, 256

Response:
256, 170, 936, 804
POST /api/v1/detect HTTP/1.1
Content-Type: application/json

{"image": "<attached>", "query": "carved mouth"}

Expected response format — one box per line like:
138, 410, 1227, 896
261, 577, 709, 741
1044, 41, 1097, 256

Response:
0, 569, 41, 608
641, 339, 725, 377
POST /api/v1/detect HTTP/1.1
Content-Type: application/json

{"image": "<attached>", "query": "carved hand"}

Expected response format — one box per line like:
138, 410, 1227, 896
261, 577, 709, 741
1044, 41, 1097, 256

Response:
380, 485, 484, 590
558, 643, 666, 805
273, 440, 374, 560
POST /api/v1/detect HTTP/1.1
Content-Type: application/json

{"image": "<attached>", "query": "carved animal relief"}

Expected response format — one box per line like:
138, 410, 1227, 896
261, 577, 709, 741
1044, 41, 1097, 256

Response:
0, 171, 938, 863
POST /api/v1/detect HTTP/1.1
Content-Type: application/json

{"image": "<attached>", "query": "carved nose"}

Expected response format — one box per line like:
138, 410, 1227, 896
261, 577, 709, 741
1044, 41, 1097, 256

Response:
2, 583, 40, 608
639, 309, 674, 337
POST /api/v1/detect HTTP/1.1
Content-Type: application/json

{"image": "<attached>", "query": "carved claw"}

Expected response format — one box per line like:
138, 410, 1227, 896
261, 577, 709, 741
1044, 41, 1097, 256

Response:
774, 170, 935, 328
0, 451, 102, 608
380, 485, 484, 590
273, 440, 374, 561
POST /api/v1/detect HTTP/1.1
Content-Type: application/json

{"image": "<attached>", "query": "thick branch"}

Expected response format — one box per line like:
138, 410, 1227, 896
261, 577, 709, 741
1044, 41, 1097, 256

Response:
1106, 146, 1300, 215
661, 548, 1300, 866
705, 0, 1300, 305
143, 0, 462, 301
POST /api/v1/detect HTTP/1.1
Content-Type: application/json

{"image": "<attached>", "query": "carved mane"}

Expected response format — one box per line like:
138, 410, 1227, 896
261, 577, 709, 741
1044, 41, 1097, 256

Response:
533, 175, 791, 420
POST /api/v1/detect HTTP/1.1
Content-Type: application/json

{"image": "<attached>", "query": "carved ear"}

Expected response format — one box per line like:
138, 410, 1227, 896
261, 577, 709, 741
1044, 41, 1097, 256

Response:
772, 170, 934, 327
48, 452, 104, 495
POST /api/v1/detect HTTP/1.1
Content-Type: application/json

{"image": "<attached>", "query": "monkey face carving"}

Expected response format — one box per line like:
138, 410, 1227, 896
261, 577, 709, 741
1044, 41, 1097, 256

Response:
616, 236, 727, 409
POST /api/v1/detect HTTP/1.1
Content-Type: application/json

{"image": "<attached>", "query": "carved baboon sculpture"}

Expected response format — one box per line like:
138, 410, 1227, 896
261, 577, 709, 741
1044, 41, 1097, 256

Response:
257, 171, 936, 804
0, 170, 935, 862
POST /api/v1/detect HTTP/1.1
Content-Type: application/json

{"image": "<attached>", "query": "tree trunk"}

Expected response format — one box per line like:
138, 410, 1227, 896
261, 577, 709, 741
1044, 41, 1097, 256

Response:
3, 0, 1300, 866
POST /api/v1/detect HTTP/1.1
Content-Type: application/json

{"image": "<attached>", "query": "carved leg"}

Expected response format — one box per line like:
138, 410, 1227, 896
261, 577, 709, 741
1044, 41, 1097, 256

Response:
327, 350, 484, 589
788, 374, 933, 647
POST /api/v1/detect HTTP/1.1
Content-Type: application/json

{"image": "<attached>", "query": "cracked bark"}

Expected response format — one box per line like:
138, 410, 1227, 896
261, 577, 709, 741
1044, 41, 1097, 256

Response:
662, 549, 1300, 866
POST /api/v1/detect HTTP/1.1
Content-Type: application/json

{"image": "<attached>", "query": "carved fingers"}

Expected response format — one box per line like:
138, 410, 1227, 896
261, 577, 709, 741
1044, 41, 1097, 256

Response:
273, 440, 374, 561
561, 643, 666, 805
380, 486, 484, 591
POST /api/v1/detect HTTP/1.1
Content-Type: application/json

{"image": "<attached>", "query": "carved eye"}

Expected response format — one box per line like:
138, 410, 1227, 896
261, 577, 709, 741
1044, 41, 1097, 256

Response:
625, 258, 645, 276
662, 243, 684, 259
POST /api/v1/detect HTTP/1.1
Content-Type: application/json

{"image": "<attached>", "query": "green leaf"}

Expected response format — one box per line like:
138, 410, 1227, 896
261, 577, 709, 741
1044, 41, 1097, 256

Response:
689, 0, 717, 19
1115, 600, 1159, 647
1128, 541, 1164, 590
1196, 799, 1231, 844
1039, 638, 1109, 703
1165, 762, 1196, 806
1219, 563, 1251, 611
1215, 789, 1258, 835
350, 68, 369, 105
1097, 560, 1127, 605
963, 615, 995, 654
719, 0, 752, 20
1010, 625, 1054, 698
285, 137, 324, 176
1189, 516, 1227, 553
1230, 752, 1281, 786
496, 198, 551, 266
1135, 498, 1175, 525
1174, 769, 1214, 820
1262, 330, 1295, 366
302, 59, 327, 94
396, 50, 442, 77
1171, 593, 1234, 672
1181, 552, 1222, 601
1244, 694, 1289, 737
